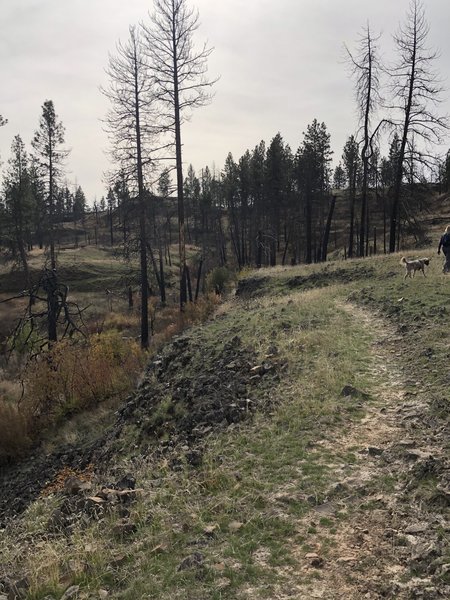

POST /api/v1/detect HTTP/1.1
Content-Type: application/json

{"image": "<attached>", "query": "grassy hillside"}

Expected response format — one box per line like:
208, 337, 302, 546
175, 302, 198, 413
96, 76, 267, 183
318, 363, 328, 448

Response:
0, 249, 449, 599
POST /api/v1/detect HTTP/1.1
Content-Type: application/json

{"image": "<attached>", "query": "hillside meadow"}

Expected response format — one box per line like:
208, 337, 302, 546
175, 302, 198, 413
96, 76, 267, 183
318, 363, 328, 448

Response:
0, 249, 448, 599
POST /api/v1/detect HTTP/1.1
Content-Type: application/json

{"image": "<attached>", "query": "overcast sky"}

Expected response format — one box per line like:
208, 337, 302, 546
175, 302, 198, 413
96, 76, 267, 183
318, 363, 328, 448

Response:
1, 0, 449, 203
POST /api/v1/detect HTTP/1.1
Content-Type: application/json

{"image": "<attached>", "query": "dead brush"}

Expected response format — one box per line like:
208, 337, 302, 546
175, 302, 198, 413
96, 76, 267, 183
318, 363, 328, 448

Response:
150, 294, 220, 348
182, 294, 220, 325
102, 310, 140, 332
21, 332, 145, 432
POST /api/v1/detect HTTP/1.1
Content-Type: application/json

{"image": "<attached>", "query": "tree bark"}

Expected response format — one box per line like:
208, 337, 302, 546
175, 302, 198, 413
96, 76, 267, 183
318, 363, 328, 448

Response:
321, 195, 336, 262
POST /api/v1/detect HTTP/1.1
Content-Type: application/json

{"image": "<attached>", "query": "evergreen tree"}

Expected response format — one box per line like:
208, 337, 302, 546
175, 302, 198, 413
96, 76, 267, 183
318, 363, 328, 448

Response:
342, 135, 360, 258
2, 135, 34, 284
32, 100, 68, 269
441, 150, 450, 192
265, 133, 291, 264
184, 164, 200, 242
237, 151, 252, 265
73, 185, 87, 222
222, 153, 241, 267
296, 119, 333, 263
333, 164, 346, 189
250, 141, 266, 267
158, 168, 171, 199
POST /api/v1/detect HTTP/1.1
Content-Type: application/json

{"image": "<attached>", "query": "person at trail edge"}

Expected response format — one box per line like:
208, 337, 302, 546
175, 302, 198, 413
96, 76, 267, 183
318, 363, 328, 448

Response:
437, 225, 450, 273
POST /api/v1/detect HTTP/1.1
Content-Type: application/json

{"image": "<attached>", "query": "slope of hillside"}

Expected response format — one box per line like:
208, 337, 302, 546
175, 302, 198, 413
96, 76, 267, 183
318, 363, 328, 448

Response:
0, 251, 449, 599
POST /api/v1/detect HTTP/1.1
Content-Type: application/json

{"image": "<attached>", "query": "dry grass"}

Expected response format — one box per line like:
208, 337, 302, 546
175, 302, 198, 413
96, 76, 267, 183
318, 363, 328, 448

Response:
0, 399, 31, 462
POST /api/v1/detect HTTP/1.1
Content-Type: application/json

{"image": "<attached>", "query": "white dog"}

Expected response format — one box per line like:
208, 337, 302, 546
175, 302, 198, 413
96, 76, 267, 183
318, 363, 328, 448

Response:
400, 256, 430, 279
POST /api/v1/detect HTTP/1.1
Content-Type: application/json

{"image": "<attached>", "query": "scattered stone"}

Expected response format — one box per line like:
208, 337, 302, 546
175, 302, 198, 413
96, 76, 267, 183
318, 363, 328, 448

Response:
313, 502, 335, 515
405, 449, 433, 461
86, 496, 106, 509
383, 528, 398, 540
108, 553, 128, 569
203, 524, 219, 537
328, 482, 347, 495
409, 542, 440, 574
395, 439, 416, 448
337, 556, 357, 564
305, 553, 324, 568
438, 563, 450, 577
340, 385, 369, 400
405, 523, 428, 535
2, 577, 29, 600
63, 476, 87, 495
98, 590, 109, 599
186, 449, 203, 467
214, 578, 231, 590
114, 474, 136, 490
112, 519, 137, 538
367, 446, 384, 456
60, 586, 80, 600
0, 327, 280, 524
46, 508, 68, 532
177, 552, 204, 571
228, 521, 244, 532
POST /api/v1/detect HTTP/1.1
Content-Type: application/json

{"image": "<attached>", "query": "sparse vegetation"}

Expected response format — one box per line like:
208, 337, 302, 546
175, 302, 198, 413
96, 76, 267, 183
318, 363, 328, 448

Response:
1, 247, 447, 598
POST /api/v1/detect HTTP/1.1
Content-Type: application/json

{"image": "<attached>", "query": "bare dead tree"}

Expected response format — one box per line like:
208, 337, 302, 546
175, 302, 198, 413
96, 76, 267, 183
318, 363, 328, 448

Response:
321, 194, 337, 262
346, 25, 382, 257
102, 26, 163, 349
388, 0, 448, 252
3, 268, 87, 352
142, 0, 217, 310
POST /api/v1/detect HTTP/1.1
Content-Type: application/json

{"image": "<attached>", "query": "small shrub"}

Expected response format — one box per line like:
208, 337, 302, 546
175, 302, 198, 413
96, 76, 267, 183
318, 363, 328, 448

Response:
206, 266, 232, 294
182, 293, 220, 325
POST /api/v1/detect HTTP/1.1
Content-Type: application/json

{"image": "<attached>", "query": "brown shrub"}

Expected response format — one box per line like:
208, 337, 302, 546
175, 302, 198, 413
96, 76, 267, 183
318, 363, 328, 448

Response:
21, 331, 145, 432
182, 293, 220, 325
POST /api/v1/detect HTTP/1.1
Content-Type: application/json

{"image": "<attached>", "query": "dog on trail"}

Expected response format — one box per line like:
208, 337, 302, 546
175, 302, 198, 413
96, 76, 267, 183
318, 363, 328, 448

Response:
400, 256, 430, 279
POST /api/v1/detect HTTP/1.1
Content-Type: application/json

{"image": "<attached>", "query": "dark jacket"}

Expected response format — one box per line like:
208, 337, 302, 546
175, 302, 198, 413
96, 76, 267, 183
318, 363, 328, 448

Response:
438, 233, 450, 253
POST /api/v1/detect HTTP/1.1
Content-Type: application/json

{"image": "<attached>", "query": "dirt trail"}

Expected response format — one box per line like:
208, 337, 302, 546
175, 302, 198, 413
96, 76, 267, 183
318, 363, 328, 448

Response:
260, 301, 449, 599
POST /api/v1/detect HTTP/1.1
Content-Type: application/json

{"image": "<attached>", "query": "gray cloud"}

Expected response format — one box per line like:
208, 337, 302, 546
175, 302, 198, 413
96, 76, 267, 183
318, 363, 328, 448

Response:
1, 0, 449, 201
